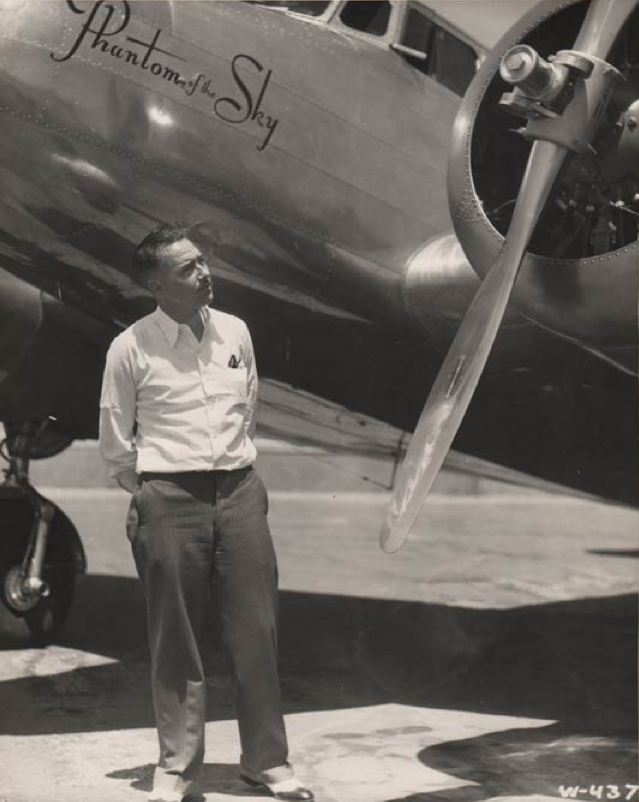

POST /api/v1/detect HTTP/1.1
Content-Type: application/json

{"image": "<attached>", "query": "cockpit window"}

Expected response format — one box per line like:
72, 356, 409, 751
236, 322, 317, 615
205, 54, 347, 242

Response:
246, 1, 330, 16
429, 26, 478, 96
339, 1, 391, 37
402, 7, 433, 54
398, 6, 477, 96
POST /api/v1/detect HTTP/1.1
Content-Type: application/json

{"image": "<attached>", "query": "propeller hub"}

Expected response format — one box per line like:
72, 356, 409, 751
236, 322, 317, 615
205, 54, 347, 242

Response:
500, 44, 566, 101
502, 47, 530, 76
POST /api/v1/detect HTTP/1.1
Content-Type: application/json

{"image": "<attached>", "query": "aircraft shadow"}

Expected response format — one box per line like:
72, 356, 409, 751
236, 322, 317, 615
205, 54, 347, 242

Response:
0, 576, 636, 797
384, 719, 638, 801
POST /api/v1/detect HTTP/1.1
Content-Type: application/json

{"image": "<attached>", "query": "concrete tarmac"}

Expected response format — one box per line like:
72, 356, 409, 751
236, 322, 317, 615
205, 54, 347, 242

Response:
0, 490, 637, 802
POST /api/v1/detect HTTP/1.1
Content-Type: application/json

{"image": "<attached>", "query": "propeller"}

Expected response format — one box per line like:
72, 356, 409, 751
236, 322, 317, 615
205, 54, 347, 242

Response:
380, 0, 634, 553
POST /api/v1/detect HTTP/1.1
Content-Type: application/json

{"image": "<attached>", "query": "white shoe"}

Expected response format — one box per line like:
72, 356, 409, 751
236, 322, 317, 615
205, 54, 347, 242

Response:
240, 772, 314, 800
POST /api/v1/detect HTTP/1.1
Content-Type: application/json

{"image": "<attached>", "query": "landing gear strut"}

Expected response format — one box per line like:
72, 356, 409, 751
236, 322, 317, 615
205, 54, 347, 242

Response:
0, 422, 85, 644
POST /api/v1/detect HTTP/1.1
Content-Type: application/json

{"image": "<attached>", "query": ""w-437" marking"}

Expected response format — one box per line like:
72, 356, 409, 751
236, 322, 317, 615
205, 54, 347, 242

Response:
558, 786, 639, 800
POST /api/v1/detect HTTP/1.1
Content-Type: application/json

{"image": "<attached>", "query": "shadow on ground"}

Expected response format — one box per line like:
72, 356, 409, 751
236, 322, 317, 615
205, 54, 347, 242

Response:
1, 575, 637, 797
107, 761, 264, 797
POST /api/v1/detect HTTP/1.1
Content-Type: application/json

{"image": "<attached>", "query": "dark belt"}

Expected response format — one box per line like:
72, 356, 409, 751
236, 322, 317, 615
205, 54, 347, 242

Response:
141, 466, 251, 482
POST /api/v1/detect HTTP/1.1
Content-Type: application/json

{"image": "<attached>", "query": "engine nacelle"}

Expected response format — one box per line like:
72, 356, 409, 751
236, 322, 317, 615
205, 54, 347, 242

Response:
448, 0, 638, 367
0, 268, 113, 445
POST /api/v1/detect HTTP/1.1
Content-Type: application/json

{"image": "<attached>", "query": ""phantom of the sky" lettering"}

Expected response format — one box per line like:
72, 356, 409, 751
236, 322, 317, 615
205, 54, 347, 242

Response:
51, 1, 280, 151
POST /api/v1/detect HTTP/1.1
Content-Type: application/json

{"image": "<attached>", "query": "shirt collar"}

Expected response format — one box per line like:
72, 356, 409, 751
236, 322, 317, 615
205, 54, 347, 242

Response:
153, 306, 211, 348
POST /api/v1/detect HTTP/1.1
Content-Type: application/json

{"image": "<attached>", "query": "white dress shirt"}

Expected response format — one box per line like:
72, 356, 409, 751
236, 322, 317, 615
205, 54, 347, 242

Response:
99, 306, 258, 487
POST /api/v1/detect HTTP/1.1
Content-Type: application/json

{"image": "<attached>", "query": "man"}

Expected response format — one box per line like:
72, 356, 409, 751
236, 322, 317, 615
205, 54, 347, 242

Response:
99, 225, 313, 802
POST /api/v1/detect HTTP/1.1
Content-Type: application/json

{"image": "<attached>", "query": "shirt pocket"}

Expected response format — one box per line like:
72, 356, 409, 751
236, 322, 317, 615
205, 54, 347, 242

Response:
202, 366, 248, 403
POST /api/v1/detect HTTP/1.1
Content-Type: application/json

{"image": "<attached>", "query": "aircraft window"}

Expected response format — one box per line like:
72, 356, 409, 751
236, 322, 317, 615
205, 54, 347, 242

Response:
398, 7, 477, 96
401, 7, 433, 53
339, 1, 391, 37
430, 27, 477, 95
246, 1, 330, 16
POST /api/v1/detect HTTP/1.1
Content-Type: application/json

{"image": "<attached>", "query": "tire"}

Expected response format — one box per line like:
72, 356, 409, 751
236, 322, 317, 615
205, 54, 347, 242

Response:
0, 496, 78, 645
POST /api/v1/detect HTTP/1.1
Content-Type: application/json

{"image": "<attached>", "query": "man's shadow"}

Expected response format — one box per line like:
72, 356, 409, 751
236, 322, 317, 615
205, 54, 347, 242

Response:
107, 762, 257, 798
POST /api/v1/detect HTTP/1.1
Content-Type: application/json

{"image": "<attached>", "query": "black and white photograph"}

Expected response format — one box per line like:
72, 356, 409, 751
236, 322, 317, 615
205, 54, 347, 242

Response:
0, 1, 637, 800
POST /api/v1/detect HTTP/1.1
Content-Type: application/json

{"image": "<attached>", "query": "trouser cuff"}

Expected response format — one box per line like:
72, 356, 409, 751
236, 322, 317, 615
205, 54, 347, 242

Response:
151, 766, 196, 800
239, 760, 294, 784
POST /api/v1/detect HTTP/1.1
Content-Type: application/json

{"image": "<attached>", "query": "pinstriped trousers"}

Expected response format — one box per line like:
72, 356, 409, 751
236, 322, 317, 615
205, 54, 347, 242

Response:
126, 465, 289, 799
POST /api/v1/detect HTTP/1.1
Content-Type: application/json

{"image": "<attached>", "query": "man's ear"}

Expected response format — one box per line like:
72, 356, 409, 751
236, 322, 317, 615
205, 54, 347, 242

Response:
146, 274, 162, 295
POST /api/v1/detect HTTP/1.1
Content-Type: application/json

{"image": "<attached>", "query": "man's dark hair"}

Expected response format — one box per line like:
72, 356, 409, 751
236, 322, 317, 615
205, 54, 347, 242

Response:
132, 224, 190, 276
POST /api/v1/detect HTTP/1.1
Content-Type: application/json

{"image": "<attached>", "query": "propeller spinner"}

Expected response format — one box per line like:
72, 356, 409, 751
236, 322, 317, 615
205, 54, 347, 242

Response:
380, 0, 635, 553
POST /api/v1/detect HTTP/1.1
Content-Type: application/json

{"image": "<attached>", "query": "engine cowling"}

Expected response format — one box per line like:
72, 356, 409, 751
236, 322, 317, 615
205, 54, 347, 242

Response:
0, 268, 113, 445
448, 0, 638, 368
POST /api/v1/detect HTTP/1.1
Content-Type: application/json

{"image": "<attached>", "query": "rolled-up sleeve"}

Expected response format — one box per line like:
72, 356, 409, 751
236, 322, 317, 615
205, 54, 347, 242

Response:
99, 336, 138, 489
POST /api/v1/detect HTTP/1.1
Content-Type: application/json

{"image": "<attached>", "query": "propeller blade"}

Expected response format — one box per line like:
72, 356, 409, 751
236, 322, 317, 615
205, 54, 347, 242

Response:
573, 0, 636, 58
380, 0, 630, 553
380, 141, 566, 553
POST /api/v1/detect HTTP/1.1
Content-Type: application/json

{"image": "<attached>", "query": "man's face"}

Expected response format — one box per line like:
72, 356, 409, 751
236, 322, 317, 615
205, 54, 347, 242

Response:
149, 238, 213, 310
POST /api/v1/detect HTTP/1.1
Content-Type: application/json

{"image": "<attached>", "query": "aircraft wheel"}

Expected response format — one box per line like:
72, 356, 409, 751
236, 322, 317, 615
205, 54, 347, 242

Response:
0, 498, 78, 645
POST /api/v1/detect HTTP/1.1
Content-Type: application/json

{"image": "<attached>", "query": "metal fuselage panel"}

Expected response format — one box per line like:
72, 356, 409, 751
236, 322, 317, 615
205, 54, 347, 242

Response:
0, 0, 457, 328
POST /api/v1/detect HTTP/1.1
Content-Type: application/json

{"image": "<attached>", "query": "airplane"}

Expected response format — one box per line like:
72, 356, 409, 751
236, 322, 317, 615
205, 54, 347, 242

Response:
0, 0, 636, 641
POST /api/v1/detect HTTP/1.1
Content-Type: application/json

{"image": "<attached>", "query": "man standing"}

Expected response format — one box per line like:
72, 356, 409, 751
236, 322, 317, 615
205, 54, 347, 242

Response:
99, 226, 313, 802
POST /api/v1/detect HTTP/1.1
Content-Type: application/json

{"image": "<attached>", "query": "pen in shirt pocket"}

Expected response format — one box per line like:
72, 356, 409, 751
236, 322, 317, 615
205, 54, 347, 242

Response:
228, 355, 244, 368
